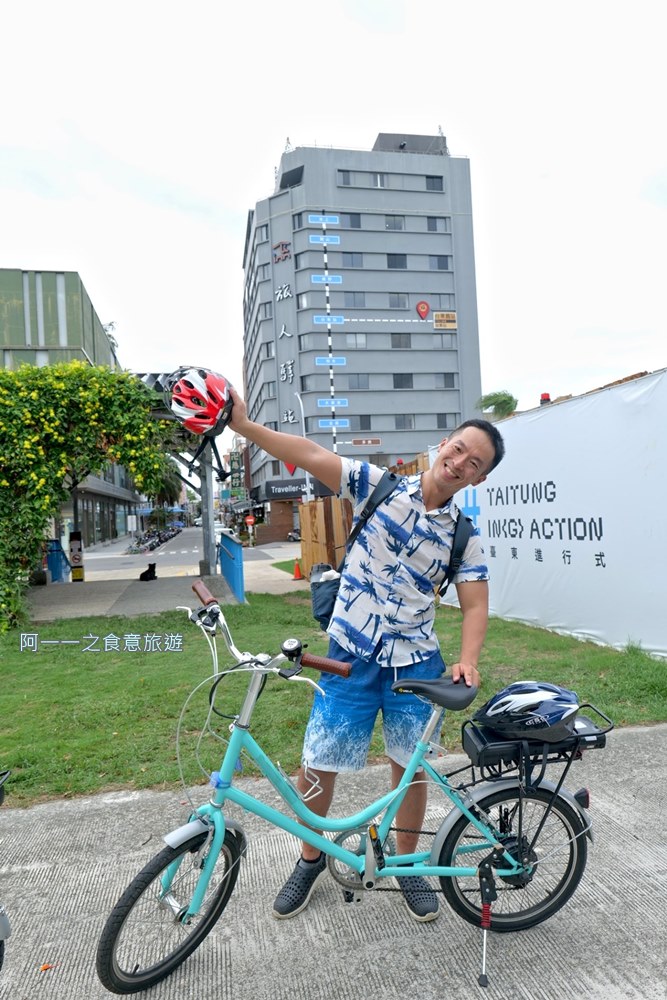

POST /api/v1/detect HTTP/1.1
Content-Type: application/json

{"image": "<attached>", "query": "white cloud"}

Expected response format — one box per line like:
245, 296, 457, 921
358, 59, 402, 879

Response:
1, 0, 665, 412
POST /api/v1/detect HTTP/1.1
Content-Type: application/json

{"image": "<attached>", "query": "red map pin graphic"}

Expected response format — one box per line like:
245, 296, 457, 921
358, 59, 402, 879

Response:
416, 301, 430, 319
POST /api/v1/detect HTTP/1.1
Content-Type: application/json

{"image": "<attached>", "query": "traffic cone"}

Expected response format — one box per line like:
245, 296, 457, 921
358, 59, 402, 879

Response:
293, 560, 303, 580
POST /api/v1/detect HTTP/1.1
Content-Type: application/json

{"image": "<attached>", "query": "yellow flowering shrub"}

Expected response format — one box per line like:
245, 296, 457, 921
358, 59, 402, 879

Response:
0, 362, 172, 629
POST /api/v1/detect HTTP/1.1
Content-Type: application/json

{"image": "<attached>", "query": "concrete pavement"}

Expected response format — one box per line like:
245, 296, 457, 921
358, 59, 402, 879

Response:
0, 726, 665, 1000
27, 534, 309, 622
6, 534, 667, 999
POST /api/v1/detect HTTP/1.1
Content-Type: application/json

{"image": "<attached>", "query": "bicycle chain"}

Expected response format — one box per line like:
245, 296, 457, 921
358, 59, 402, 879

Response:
343, 825, 450, 894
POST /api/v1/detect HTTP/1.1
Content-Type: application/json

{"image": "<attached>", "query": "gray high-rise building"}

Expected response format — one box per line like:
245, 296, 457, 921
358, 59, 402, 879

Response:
241, 132, 483, 505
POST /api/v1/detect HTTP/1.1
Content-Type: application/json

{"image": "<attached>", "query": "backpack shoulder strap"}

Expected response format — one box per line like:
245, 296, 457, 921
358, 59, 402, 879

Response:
337, 471, 402, 570
438, 513, 474, 597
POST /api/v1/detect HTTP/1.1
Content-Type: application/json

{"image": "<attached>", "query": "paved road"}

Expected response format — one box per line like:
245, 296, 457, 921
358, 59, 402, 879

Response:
0, 724, 665, 1000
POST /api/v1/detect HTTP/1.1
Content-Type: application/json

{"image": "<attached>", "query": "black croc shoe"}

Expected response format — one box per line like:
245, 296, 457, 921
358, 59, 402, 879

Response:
395, 875, 440, 922
273, 854, 327, 919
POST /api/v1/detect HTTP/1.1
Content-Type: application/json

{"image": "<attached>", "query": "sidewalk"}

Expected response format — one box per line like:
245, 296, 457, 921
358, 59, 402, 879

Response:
27, 538, 309, 622
0, 725, 665, 999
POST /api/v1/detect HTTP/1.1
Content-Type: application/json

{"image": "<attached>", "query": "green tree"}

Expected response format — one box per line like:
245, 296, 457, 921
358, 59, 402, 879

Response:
0, 361, 172, 630
477, 390, 518, 419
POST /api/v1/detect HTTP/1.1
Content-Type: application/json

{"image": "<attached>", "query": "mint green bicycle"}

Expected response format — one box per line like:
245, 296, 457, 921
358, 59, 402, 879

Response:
95, 581, 612, 994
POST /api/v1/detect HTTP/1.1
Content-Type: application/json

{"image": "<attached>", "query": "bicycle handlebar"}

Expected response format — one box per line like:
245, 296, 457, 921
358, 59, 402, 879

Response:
300, 652, 351, 677
192, 579, 218, 606
190, 580, 350, 678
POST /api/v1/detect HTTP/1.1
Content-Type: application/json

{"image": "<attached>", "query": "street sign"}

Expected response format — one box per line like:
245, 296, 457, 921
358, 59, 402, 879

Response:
314, 315, 345, 324
311, 274, 342, 284
315, 357, 346, 366
351, 438, 382, 446
318, 398, 348, 407
319, 419, 350, 428
244, 515, 256, 526
433, 311, 457, 330
309, 234, 341, 245
308, 214, 339, 224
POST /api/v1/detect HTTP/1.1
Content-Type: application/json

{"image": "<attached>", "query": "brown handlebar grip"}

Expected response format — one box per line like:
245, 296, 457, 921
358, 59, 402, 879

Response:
192, 579, 219, 606
301, 652, 351, 677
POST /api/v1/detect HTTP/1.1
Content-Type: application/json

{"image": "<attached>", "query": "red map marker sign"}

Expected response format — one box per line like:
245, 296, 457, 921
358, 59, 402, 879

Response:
285, 462, 297, 476
416, 301, 430, 320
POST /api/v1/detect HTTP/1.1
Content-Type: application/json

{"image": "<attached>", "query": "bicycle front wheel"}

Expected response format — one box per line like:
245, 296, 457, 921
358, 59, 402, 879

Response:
438, 786, 588, 932
96, 830, 241, 994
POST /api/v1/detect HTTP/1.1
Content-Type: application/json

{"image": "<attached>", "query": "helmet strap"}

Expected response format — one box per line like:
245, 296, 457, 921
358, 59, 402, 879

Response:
188, 436, 230, 483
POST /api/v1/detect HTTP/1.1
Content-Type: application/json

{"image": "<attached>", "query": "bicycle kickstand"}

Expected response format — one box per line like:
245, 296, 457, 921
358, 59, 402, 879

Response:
477, 859, 498, 988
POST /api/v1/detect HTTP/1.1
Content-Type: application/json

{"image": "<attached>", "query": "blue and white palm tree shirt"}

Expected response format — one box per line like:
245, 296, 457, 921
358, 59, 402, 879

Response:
327, 458, 489, 668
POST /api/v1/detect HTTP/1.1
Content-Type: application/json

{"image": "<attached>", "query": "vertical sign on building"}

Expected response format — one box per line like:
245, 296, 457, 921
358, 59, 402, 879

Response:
308, 214, 346, 450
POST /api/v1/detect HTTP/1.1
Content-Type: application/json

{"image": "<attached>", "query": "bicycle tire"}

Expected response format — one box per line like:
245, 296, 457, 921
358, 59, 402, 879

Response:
438, 786, 588, 932
0, 939, 4, 973
96, 830, 241, 994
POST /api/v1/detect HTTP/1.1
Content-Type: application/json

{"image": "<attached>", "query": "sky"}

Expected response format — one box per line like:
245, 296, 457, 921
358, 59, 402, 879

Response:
1, 0, 665, 426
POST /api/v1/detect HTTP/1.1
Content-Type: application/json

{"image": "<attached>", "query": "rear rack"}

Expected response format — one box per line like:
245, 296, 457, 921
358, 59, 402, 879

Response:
461, 705, 614, 785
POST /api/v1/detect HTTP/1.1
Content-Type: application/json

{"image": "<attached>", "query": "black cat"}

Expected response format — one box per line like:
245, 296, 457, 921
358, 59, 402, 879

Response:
139, 563, 157, 581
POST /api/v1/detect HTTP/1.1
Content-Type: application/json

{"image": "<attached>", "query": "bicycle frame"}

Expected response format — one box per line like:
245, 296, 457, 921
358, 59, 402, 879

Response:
162, 671, 527, 919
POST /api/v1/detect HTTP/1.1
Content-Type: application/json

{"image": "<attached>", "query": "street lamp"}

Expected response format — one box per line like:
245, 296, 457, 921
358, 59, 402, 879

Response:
293, 391, 313, 503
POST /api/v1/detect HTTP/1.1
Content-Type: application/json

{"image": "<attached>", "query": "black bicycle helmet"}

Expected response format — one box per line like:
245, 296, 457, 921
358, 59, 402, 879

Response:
473, 681, 579, 743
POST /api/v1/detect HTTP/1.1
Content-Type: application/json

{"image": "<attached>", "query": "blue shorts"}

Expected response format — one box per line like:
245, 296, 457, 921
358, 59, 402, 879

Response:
302, 639, 446, 772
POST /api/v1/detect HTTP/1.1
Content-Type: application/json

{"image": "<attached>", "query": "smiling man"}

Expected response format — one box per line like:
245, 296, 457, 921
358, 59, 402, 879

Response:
228, 390, 505, 923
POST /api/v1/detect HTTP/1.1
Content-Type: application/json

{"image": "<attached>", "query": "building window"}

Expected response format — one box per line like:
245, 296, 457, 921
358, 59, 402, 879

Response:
338, 170, 351, 185
393, 373, 413, 389
258, 262, 270, 280
266, 421, 278, 432
427, 215, 451, 232
296, 292, 308, 309
425, 175, 444, 191
340, 212, 361, 227
299, 333, 316, 351
385, 215, 404, 231
342, 252, 363, 267
391, 333, 411, 349
294, 252, 305, 270
372, 172, 387, 188
437, 412, 459, 429
429, 255, 452, 270
344, 332, 367, 349
435, 373, 456, 388
349, 414, 372, 432
344, 291, 366, 307
292, 213, 303, 229
301, 375, 317, 391
256, 224, 269, 241
271, 460, 281, 475
387, 254, 407, 269
433, 333, 456, 349
347, 373, 369, 389
261, 341, 275, 359
266, 381, 277, 398
395, 414, 415, 430
259, 301, 273, 319
389, 292, 408, 309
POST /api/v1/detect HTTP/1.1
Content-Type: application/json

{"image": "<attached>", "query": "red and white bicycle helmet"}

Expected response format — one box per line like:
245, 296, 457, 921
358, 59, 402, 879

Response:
165, 367, 233, 436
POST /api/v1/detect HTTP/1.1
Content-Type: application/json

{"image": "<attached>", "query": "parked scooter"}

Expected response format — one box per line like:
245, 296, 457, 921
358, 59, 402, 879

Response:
287, 527, 301, 542
0, 771, 10, 972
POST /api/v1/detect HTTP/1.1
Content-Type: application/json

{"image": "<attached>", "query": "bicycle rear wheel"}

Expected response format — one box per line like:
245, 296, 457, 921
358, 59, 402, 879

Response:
438, 786, 588, 932
96, 830, 241, 994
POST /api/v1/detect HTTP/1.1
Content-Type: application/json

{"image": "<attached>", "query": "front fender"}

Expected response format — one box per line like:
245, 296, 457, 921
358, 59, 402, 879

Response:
163, 816, 248, 856
430, 777, 592, 865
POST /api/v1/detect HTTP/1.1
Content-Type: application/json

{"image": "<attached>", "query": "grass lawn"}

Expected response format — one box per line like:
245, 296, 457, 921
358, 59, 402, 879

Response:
0, 591, 665, 807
